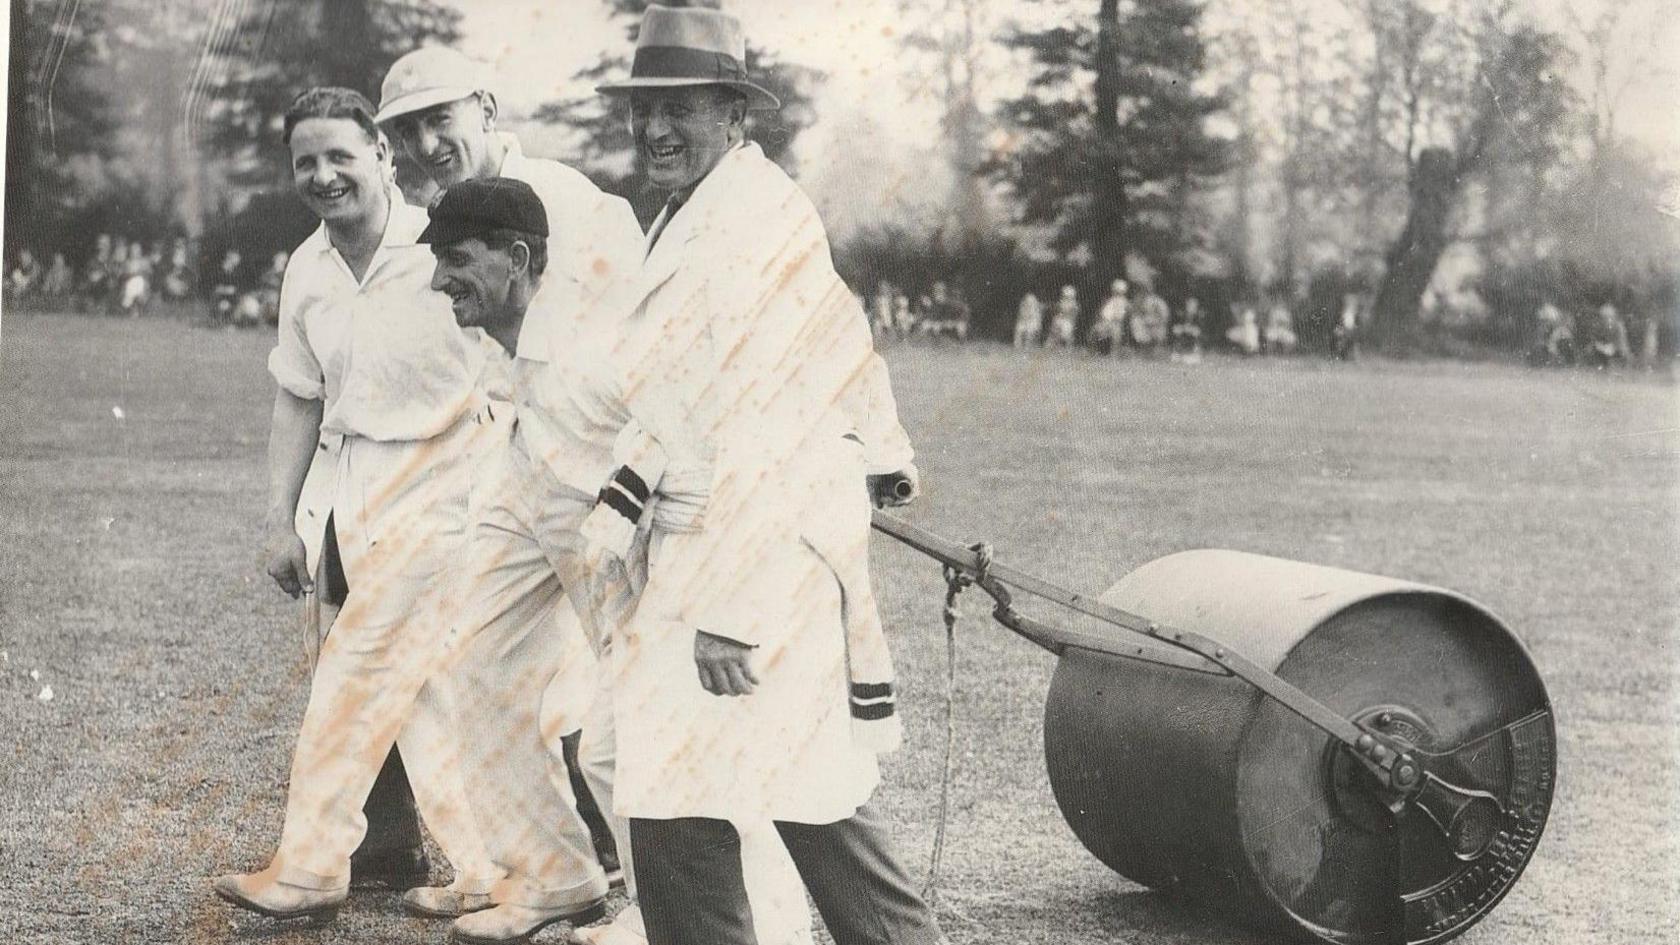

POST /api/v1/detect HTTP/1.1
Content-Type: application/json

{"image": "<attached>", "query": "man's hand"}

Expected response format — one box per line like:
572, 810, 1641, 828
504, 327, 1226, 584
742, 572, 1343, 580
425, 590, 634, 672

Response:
262, 520, 313, 599
694, 630, 759, 696
867, 465, 919, 508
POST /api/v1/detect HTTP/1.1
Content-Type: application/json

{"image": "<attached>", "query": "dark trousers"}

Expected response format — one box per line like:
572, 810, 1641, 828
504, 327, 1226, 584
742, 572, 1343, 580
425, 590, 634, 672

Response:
357, 747, 424, 857
563, 730, 621, 872
630, 805, 945, 945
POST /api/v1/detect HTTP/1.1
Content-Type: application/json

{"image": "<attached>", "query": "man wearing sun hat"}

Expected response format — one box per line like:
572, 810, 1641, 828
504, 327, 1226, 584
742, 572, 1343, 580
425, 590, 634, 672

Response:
375, 45, 644, 354
367, 41, 653, 938
587, 5, 943, 944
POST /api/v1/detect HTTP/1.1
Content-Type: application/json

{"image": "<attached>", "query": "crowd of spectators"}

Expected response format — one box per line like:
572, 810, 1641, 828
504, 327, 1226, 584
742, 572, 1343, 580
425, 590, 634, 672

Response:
13, 235, 1667, 374
1528, 299, 1660, 370
862, 276, 1336, 362
1011, 281, 1324, 362
864, 274, 1666, 371
870, 280, 973, 341
5, 235, 287, 328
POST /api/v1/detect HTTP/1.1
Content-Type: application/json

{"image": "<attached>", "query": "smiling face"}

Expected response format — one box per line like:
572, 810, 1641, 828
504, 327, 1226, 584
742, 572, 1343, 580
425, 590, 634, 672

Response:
429, 236, 514, 330
629, 86, 744, 193
288, 117, 387, 226
387, 95, 496, 190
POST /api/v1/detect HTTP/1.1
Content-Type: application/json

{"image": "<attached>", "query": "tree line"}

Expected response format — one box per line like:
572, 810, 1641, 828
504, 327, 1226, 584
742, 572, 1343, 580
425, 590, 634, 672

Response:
5, 0, 1675, 354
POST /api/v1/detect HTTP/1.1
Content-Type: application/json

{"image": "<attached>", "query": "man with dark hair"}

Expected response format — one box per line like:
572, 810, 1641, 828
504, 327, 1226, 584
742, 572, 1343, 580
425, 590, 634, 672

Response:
275, 84, 466, 898
589, 6, 942, 945
212, 85, 497, 922
415, 175, 615, 944
419, 175, 814, 945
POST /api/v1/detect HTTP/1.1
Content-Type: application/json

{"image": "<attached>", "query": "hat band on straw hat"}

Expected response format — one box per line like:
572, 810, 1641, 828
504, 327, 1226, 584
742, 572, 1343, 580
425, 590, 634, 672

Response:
631, 45, 749, 83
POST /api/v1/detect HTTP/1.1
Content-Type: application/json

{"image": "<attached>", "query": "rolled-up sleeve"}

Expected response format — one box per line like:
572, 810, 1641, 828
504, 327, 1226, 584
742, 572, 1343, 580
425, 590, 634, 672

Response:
267, 266, 324, 401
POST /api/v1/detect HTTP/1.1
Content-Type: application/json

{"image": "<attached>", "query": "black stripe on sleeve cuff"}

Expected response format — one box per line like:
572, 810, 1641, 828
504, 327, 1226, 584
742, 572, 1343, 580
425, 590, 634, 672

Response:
614, 466, 651, 505
600, 486, 643, 523
850, 701, 896, 721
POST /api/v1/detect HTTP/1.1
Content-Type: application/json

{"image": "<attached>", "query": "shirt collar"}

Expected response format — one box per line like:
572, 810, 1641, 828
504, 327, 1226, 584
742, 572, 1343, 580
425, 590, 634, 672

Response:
491, 132, 525, 179
308, 186, 421, 278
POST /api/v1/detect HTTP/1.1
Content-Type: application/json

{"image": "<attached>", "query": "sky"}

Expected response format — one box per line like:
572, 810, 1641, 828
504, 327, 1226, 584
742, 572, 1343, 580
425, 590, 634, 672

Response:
450, 0, 1680, 236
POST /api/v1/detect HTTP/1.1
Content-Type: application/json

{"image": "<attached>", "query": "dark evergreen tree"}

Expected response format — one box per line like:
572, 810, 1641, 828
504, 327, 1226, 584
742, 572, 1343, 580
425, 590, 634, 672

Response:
190, 0, 462, 193
535, 0, 821, 225
994, 0, 1232, 302
4, 0, 124, 256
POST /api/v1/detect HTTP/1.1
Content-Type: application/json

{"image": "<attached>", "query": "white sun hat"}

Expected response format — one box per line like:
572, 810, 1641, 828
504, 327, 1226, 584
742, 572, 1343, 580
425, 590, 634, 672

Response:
375, 46, 487, 126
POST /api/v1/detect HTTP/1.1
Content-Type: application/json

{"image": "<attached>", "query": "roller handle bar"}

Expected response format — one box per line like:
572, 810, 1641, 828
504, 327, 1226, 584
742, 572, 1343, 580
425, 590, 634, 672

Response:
871, 510, 1411, 786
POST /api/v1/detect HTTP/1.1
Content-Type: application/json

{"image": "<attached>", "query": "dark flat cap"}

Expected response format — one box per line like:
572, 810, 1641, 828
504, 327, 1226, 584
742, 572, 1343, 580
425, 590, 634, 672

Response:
418, 176, 548, 246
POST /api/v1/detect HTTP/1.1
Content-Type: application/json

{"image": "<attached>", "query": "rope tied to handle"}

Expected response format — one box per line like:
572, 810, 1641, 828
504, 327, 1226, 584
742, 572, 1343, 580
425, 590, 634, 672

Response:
924, 541, 992, 911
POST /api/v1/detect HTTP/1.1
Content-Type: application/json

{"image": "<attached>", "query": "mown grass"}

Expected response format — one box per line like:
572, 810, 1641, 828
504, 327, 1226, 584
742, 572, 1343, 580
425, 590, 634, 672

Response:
2, 314, 1675, 944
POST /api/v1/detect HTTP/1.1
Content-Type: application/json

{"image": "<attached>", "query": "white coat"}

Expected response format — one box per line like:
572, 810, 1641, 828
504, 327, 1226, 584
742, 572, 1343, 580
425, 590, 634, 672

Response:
606, 144, 913, 824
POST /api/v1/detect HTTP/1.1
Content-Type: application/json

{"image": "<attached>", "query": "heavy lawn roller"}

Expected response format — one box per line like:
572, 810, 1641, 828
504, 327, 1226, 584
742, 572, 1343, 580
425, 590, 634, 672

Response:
872, 512, 1554, 945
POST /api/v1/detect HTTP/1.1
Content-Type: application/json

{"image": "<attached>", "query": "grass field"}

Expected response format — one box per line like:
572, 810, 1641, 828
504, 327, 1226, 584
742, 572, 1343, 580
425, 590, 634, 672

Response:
2, 313, 1676, 945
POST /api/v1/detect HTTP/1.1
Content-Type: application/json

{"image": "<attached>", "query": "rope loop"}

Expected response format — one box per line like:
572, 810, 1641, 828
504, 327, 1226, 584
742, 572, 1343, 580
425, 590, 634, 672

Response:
926, 540, 996, 915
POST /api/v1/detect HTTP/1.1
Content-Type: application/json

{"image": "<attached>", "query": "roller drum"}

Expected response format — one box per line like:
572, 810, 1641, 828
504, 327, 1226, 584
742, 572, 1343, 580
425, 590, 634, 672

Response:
1043, 550, 1554, 944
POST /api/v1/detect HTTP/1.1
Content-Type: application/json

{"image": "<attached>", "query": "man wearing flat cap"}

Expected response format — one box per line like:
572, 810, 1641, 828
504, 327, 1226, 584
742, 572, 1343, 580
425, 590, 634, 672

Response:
418, 176, 814, 945
588, 5, 943, 945
393, 183, 612, 945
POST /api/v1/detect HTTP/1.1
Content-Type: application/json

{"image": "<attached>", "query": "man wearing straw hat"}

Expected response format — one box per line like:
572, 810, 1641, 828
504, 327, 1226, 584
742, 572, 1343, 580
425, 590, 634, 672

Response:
588, 5, 943, 944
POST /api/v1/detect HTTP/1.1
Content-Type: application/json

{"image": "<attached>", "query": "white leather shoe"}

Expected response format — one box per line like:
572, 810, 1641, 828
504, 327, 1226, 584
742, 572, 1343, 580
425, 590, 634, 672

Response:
401, 885, 495, 918
451, 899, 607, 944
212, 869, 346, 921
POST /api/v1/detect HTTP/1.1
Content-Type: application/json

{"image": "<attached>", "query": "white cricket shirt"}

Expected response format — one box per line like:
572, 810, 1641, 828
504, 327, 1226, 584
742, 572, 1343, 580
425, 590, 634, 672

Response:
506, 287, 632, 498
268, 194, 483, 441
493, 133, 644, 364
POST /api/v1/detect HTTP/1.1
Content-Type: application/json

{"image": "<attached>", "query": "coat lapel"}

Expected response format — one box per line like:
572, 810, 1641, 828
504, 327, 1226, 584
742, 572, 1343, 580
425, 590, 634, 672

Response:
628, 144, 767, 313
631, 208, 693, 309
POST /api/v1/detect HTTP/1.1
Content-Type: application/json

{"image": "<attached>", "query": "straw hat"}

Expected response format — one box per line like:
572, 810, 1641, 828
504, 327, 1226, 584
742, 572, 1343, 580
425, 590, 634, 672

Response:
595, 4, 780, 110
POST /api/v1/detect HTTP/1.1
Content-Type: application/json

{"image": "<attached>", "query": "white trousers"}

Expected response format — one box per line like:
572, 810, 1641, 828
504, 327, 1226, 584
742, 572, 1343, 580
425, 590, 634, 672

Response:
273, 417, 498, 892
452, 421, 607, 910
